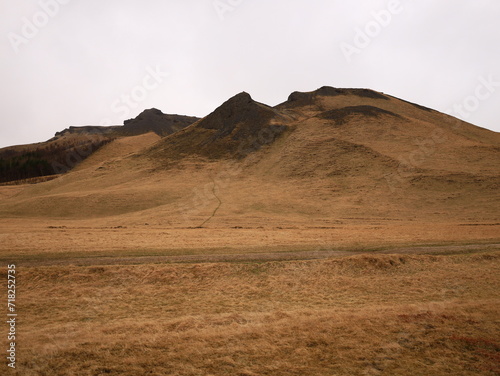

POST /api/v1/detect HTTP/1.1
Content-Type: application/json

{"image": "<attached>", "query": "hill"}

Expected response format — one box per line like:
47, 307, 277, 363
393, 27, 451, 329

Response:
0, 86, 497, 238
0, 109, 199, 184
121, 108, 199, 137
1, 86, 498, 376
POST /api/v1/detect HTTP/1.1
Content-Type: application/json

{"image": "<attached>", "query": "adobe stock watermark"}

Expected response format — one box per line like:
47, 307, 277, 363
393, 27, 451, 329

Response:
6, 264, 17, 369
212, 0, 244, 21
340, 0, 404, 63
446, 74, 500, 125
8, 0, 72, 54
51, 64, 169, 175
383, 128, 448, 192
384, 74, 499, 192
50, 130, 113, 175
100, 65, 170, 123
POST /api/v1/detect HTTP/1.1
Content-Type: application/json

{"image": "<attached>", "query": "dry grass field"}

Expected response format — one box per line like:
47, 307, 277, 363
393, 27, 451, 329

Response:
1, 87, 499, 375
2, 251, 499, 375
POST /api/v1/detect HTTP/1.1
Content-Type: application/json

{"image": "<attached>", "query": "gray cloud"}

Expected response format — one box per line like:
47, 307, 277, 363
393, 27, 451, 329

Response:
1, 0, 499, 148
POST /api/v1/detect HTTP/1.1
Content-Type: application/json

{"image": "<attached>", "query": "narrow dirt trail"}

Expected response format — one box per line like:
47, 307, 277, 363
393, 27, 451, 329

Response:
197, 177, 223, 228
17, 243, 500, 267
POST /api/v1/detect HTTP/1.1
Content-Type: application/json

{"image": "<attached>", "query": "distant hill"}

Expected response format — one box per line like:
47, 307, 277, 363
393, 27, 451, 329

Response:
121, 109, 199, 137
0, 109, 199, 184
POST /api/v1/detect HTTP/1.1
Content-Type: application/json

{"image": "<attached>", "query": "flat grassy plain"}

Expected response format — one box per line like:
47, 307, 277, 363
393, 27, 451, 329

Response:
1, 239, 499, 375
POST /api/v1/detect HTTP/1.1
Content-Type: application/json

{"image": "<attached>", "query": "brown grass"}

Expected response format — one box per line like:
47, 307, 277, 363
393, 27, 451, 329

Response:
1, 89, 499, 375
1, 88, 499, 224
2, 252, 498, 375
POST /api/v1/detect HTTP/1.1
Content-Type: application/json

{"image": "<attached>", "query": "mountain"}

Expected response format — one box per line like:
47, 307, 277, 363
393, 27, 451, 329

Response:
0, 87, 498, 238
0, 109, 199, 184
5, 87, 499, 376
121, 109, 200, 137
149, 92, 291, 161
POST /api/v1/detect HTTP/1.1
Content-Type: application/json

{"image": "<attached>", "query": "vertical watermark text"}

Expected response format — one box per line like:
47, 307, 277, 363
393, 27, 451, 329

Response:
6, 264, 16, 369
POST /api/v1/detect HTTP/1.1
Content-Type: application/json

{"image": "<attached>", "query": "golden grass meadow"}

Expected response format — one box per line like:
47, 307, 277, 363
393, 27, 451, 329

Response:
1, 87, 499, 375
1, 249, 498, 375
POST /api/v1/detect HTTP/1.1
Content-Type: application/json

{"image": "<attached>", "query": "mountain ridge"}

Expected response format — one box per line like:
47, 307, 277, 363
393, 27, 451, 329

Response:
0, 109, 200, 184
0, 86, 498, 231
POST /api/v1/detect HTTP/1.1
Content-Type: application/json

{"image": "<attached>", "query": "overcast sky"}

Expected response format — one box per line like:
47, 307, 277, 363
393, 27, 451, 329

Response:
1, 0, 499, 148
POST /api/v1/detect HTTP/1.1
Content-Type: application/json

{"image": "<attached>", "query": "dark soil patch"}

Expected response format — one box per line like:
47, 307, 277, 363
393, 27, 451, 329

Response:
317, 105, 401, 125
278, 87, 389, 109
120, 108, 199, 137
